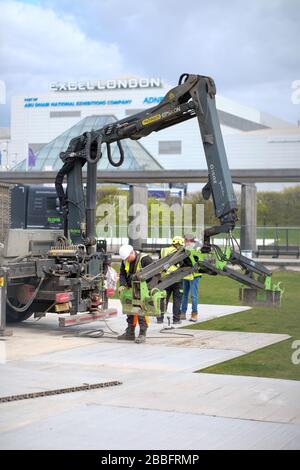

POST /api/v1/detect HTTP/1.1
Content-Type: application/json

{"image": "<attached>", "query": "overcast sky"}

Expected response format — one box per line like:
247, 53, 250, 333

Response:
0, 0, 300, 127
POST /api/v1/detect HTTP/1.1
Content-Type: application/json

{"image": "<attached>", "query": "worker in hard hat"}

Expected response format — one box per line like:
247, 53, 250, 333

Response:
180, 234, 202, 322
118, 244, 153, 343
157, 236, 185, 325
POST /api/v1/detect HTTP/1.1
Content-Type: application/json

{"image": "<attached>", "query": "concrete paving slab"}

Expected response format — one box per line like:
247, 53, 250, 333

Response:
1, 358, 300, 426
72, 370, 300, 425
3, 299, 288, 363
0, 361, 119, 396
148, 330, 290, 352
0, 300, 298, 449
9, 299, 251, 334
17, 342, 243, 373
3, 300, 250, 362
1, 401, 299, 450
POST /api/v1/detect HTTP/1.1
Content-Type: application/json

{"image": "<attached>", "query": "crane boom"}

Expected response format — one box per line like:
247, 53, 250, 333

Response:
55, 73, 283, 309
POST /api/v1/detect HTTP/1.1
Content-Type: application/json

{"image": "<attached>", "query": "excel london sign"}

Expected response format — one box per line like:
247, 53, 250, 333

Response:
50, 78, 163, 92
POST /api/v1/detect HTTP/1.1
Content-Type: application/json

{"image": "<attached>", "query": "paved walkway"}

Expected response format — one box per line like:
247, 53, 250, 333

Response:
0, 301, 299, 450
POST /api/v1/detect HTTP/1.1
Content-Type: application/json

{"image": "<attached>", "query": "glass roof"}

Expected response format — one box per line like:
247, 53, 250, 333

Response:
13, 115, 163, 172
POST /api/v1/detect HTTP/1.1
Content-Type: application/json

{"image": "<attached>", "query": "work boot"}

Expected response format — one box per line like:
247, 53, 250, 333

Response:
190, 312, 198, 322
135, 329, 147, 344
180, 313, 187, 320
117, 327, 135, 341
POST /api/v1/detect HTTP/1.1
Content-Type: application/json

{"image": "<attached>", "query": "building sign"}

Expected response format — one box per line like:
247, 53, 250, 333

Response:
24, 97, 133, 108
143, 96, 164, 104
50, 77, 162, 92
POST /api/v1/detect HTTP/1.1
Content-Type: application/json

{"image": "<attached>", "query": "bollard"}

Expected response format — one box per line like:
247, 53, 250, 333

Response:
0, 268, 13, 336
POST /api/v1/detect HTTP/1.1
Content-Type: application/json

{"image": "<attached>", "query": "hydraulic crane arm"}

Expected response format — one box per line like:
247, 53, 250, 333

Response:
57, 74, 238, 244
55, 73, 283, 311
120, 245, 284, 317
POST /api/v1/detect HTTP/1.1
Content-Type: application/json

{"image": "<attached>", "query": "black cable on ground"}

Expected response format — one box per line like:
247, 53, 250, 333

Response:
158, 328, 194, 337
63, 327, 195, 340
61, 312, 195, 340
103, 318, 120, 335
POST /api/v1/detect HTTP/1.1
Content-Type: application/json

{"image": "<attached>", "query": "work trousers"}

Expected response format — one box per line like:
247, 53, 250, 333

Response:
127, 314, 150, 331
158, 281, 182, 322
181, 277, 201, 314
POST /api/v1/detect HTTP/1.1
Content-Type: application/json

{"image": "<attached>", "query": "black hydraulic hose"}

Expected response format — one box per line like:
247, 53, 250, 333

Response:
106, 141, 125, 167
55, 160, 74, 238
178, 73, 189, 85
55, 160, 75, 209
55, 158, 86, 238
6, 276, 45, 313
85, 132, 103, 164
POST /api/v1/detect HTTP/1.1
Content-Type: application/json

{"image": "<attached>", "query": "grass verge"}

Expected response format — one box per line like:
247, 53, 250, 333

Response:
185, 271, 300, 381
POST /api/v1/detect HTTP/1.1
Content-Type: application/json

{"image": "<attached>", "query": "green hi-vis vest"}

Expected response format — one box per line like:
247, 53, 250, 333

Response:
160, 245, 179, 275
183, 271, 202, 280
124, 252, 148, 275
184, 247, 202, 280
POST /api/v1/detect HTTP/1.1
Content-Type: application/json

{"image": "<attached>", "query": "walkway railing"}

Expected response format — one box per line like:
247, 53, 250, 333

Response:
96, 225, 300, 253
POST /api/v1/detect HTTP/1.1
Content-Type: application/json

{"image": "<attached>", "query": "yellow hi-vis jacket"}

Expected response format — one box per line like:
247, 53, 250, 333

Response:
123, 252, 151, 326
124, 252, 148, 275
160, 245, 180, 276
183, 246, 202, 281
183, 271, 202, 281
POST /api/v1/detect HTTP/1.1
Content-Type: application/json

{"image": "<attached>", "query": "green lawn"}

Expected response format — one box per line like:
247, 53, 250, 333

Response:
185, 271, 300, 381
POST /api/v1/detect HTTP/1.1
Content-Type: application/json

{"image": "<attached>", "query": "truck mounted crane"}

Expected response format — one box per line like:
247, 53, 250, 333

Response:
54, 73, 283, 318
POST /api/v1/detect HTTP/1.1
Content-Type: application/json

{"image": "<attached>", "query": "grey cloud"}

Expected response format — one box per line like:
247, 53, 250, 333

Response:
48, 0, 300, 122
1, 0, 300, 125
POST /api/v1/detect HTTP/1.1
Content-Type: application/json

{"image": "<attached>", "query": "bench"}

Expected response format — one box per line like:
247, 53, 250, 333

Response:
141, 243, 169, 253
255, 245, 300, 258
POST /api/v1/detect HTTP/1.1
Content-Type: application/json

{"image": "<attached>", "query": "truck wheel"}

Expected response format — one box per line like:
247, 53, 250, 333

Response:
6, 284, 36, 323
6, 302, 34, 323
6, 299, 54, 323
6, 284, 44, 323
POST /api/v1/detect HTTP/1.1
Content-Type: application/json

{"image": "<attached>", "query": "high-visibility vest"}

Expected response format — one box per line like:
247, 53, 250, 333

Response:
124, 253, 151, 322
124, 252, 148, 275
160, 245, 179, 275
184, 247, 202, 280
184, 272, 202, 280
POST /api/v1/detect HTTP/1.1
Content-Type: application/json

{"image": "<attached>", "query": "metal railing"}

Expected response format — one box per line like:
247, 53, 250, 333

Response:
96, 225, 300, 253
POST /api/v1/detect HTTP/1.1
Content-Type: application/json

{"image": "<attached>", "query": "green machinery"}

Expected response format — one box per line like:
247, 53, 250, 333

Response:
56, 73, 284, 318
121, 242, 284, 317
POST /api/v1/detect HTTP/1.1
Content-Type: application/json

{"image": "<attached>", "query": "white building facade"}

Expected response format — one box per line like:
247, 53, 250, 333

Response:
8, 76, 296, 171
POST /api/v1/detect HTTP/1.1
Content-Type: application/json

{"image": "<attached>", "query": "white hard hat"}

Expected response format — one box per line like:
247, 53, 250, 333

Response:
119, 244, 134, 260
